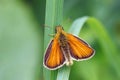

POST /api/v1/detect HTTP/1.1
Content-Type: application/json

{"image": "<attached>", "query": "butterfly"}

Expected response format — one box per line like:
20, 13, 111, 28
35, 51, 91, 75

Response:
43, 25, 95, 70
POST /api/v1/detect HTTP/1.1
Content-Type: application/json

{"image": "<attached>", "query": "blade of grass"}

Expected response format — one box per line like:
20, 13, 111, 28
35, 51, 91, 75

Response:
69, 16, 88, 35
57, 66, 71, 80
69, 16, 120, 78
44, 0, 64, 80
87, 17, 120, 78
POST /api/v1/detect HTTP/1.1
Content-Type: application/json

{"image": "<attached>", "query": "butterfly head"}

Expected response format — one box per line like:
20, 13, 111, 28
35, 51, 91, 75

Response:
55, 25, 64, 33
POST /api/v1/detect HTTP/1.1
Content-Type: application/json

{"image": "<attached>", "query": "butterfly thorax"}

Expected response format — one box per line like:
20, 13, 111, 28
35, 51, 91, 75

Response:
59, 33, 68, 48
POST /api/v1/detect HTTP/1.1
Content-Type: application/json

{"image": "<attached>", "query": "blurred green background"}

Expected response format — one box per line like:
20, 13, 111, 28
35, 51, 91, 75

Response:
0, 0, 120, 80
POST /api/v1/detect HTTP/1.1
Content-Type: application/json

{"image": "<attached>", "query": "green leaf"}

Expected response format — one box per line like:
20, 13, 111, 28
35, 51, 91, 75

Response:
87, 17, 120, 77
44, 0, 64, 80
57, 66, 71, 80
69, 16, 88, 34
69, 16, 120, 79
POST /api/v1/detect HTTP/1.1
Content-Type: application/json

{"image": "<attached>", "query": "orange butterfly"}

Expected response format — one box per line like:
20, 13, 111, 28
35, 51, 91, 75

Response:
43, 25, 95, 70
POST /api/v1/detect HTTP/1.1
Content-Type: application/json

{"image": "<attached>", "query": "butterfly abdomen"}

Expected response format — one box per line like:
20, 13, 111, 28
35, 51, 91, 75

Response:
59, 33, 73, 66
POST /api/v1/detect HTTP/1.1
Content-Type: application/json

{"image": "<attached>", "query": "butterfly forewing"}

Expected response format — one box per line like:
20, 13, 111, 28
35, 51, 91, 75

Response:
44, 39, 66, 70
67, 34, 94, 60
